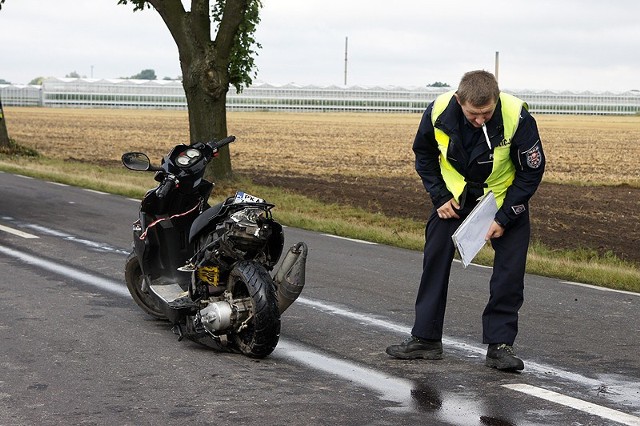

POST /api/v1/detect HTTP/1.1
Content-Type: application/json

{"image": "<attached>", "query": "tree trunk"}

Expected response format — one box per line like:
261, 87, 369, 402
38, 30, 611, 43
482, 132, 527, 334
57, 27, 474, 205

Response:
183, 72, 232, 180
147, 0, 245, 181
0, 96, 10, 148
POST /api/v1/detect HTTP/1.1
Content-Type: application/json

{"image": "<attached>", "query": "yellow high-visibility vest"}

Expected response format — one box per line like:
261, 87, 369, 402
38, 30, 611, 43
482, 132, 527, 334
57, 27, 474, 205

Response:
431, 90, 527, 207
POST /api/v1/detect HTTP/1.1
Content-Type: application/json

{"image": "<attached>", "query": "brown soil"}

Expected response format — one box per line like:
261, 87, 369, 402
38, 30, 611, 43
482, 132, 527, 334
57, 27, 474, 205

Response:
246, 171, 640, 266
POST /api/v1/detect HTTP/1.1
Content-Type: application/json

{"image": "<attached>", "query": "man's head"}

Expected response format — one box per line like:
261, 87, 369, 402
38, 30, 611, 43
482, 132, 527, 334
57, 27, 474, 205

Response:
454, 70, 500, 128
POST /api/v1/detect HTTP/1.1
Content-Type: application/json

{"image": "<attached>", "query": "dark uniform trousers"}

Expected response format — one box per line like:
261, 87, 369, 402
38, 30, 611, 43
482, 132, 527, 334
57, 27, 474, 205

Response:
411, 206, 530, 346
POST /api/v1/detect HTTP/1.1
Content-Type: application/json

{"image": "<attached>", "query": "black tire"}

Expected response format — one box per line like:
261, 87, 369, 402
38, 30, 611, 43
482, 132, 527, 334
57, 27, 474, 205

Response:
124, 251, 167, 320
228, 261, 281, 358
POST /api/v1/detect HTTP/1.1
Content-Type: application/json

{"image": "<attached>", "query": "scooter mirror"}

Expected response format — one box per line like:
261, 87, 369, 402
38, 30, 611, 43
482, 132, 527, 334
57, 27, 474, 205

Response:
122, 152, 151, 171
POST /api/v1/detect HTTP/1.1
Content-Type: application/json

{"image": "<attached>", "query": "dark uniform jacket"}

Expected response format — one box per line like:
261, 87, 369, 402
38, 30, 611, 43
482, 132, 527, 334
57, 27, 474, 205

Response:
412, 95, 545, 227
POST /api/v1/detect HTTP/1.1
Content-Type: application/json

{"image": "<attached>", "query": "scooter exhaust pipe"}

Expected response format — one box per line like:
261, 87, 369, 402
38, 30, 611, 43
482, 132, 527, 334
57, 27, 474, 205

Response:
274, 242, 308, 314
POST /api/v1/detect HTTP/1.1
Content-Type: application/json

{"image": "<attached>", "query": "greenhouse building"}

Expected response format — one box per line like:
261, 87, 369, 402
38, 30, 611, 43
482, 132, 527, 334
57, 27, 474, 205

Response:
2, 77, 639, 115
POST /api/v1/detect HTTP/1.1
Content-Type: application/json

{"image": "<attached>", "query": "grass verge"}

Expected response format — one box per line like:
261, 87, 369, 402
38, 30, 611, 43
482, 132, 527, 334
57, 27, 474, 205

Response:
1, 154, 638, 292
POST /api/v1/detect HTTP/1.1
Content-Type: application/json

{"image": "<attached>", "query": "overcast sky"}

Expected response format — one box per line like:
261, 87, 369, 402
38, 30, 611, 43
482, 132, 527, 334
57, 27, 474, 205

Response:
1, 0, 638, 92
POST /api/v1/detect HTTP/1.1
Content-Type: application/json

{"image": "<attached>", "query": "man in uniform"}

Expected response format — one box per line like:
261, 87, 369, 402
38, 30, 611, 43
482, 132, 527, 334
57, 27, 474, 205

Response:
386, 70, 545, 371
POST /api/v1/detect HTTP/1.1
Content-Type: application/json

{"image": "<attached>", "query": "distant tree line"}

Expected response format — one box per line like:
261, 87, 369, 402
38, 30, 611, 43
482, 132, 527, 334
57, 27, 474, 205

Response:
427, 81, 450, 88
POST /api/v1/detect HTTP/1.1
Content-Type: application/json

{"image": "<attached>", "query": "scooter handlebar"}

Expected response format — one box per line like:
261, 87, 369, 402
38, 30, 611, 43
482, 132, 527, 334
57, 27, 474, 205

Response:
155, 175, 176, 199
206, 136, 236, 152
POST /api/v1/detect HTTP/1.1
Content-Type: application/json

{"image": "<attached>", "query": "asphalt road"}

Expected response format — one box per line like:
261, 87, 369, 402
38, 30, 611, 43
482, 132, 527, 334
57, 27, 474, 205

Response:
1, 171, 639, 426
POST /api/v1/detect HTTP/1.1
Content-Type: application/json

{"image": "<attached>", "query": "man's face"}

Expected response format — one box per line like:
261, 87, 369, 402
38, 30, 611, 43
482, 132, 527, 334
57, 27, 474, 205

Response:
456, 95, 497, 128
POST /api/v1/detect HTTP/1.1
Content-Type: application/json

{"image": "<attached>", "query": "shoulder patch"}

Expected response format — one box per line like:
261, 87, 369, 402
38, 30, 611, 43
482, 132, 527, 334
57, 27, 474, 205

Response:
523, 142, 542, 169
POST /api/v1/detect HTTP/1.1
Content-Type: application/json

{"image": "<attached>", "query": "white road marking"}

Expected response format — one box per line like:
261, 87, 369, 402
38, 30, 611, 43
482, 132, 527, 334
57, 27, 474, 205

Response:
561, 280, 640, 297
455, 258, 493, 269
19, 223, 129, 254
276, 339, 494, 423
277, 339, 414, 412
83, 189, 108, 195
295, 297, 637, 393
322, 234, 377, 245
0, 224, 39, 239
0, 245, 129, 297
504, 384, 640, 426
320, 232, 493, 268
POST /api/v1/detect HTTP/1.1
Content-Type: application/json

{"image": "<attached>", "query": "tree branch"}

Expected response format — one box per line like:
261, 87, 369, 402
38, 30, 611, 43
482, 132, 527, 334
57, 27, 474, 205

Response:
190, 0, 212, 48
214, 0, 246, 61
146, 0, 189, 48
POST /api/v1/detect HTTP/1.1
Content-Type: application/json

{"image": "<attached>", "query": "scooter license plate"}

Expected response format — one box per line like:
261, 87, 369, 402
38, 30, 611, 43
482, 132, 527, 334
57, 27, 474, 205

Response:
233, 191, 265, 204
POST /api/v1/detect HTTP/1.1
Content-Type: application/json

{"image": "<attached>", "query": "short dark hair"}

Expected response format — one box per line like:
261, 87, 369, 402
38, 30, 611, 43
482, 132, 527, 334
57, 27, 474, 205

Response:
456, 70, 500, 107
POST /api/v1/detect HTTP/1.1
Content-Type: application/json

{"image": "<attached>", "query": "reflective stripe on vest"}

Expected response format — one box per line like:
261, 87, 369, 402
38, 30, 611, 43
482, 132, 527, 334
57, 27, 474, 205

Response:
431, 91, 527, 208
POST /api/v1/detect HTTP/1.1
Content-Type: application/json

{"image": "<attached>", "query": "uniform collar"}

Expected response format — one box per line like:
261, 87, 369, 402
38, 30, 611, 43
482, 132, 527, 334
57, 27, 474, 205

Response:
436, 96, 505, 149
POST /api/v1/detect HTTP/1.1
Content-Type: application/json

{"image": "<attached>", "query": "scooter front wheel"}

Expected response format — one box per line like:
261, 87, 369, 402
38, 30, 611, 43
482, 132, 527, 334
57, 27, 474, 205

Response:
124, 251, 167, 320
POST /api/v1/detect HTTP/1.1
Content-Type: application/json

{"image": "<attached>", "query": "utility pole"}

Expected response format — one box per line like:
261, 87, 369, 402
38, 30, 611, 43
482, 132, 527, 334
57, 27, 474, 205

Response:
0, 95, 10, 148
344, 36, 348, 86
495, 51, 500, 83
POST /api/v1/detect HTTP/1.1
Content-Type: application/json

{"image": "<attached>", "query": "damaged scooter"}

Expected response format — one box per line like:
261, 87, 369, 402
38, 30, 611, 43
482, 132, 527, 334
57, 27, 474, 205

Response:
122, 136, 307, 358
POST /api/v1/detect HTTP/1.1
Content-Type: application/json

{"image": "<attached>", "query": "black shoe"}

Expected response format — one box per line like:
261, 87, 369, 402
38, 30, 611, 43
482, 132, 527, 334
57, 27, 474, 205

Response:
485, 344, 524, 371
386, 336, 443, 360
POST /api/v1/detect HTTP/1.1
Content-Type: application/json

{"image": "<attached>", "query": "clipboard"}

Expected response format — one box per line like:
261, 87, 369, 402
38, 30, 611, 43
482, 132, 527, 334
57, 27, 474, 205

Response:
451, 191, 498, 268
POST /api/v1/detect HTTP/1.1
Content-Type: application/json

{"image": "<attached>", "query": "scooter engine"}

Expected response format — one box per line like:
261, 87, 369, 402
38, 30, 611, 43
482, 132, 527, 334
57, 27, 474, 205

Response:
199, 301, 233, 332
199, 297, 252, 333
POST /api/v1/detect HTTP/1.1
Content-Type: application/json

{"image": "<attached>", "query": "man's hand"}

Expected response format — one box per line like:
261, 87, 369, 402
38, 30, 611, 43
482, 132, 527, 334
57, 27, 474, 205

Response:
485, 221, 505, 240
437, 198, 460, 220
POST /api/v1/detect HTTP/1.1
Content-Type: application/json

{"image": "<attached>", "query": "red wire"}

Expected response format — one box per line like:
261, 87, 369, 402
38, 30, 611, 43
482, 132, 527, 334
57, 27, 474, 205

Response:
139, 203, 200, 240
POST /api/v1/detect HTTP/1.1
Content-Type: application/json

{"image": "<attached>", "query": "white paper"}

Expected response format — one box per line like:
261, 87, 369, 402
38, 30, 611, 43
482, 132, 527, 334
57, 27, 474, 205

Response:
451, 191, 498, 268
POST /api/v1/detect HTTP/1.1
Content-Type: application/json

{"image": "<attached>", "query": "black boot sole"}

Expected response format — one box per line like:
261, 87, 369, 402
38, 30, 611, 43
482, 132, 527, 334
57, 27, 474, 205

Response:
485, 357, 524, 371
385, 347, 443, 360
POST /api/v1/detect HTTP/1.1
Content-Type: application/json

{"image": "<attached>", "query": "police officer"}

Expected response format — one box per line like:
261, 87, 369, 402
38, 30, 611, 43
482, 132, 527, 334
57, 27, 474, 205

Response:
386, 70, 545, 371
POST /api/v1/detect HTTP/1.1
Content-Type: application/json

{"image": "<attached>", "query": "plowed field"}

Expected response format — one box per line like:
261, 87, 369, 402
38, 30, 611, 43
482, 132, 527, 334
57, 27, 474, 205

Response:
5, 107, 640, 265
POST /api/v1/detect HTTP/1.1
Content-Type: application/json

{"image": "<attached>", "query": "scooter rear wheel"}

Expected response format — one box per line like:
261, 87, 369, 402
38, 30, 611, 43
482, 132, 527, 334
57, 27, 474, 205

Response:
125, 251, 167, 320
228, 261, 281, 358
